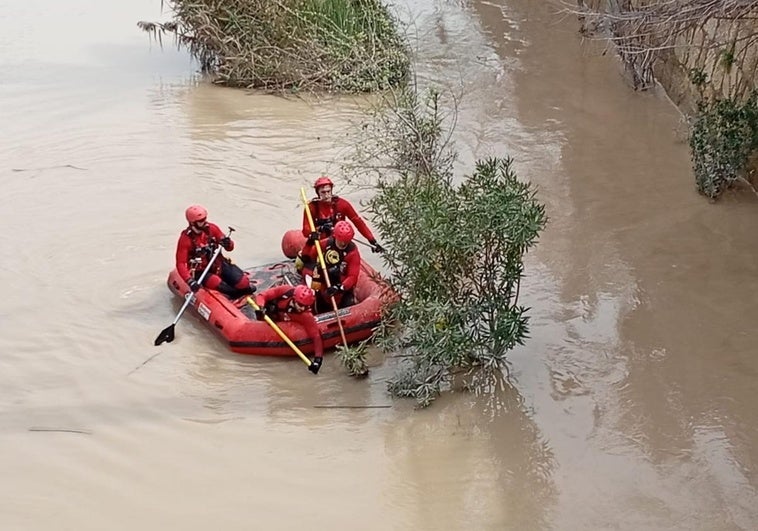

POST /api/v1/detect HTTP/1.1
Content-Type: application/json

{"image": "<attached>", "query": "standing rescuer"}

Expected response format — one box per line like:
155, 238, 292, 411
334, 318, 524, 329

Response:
302, 176, 385, 253
254, 284, 324, 371
175, 205, 254, 298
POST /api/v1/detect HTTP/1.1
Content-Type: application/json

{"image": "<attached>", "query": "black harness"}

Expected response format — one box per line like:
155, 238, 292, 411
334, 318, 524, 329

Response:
312, 196, 344, 232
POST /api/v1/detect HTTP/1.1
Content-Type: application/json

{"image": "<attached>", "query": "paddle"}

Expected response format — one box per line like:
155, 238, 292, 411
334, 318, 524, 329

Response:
245, 297, 318, 373
154, 226, 234, 346
300, 187, 350, 349
352, 237, 373, 250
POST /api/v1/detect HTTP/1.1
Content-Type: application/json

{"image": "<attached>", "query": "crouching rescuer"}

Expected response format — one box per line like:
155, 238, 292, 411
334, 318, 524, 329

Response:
253, 284, 324, 371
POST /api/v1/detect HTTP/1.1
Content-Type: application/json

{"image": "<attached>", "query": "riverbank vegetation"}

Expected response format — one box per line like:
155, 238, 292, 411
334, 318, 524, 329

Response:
689, 85, 758, 199
574, 0, 758, 200
138, 0, 409, 92
348, 89, 547, 407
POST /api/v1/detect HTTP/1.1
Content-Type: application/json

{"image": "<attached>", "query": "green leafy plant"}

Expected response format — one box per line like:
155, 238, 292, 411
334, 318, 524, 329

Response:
688, 67, 708, 89
364, 89, 547, 407
690, 91, 758, 199
719, 41, 736, 73
336, 340, 369, 377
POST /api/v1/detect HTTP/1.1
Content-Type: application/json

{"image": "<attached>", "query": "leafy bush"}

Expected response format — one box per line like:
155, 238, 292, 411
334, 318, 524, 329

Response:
690, 91, 758, 199
366, 89, 547, 407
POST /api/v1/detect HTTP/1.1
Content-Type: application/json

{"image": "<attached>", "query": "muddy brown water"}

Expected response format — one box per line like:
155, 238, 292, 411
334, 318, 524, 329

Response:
2, 0, 757, 529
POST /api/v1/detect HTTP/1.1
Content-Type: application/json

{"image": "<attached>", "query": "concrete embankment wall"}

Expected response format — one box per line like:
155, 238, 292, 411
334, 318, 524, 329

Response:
580, 0, 758, 113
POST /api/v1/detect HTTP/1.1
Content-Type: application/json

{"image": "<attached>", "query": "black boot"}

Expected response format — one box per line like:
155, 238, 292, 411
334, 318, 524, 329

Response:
308, 357, 323, 374
216, 282, 238, 299
238, 284, 256, 295
230, 284, 256, 299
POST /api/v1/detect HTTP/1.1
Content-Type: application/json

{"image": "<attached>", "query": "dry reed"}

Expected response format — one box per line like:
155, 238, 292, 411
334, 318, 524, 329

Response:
138, 0, 409, 92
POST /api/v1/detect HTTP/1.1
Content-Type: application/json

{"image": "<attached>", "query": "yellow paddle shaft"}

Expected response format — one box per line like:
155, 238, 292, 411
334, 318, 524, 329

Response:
300, 187, 349, 347
245, 297, 311, 367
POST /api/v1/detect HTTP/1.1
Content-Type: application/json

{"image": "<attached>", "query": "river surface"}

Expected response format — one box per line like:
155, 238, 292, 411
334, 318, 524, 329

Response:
2, 0, 758, 529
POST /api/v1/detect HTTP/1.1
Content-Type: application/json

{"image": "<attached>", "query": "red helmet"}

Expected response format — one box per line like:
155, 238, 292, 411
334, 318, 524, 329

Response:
293, 285, 315, 307
333, 220, 354, 242
314, 176, 333, 192
280, 230, 302, 259
185, 205, 207, 223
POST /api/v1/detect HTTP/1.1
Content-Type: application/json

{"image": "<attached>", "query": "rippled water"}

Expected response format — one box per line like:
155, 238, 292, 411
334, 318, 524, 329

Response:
2, 0, 758, 529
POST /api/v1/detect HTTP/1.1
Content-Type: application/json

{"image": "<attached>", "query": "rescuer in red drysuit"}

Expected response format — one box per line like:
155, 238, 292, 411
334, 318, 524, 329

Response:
301, 220, 361, 310
302, 176, 384, 254
175, 205, 254, 298
254, 284, 323, 371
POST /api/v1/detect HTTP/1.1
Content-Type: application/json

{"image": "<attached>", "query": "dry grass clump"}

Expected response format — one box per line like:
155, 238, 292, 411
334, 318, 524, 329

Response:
138, 0, 409, 92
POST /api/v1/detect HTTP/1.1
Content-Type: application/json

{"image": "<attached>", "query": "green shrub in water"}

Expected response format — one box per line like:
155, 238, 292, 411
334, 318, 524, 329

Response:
366, 89, 547, 407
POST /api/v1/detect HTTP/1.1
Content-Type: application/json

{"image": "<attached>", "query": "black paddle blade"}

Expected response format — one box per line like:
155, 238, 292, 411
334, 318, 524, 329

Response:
308, 358, 322, 375
154, 324, 175, 346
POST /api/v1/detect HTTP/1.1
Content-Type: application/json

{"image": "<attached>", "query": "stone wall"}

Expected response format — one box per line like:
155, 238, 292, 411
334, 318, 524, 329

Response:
579, 0, 758, 113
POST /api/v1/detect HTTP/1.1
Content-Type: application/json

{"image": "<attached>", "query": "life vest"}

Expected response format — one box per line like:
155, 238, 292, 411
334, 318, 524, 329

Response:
310, 197, 346, 232
318, 237, 356, 284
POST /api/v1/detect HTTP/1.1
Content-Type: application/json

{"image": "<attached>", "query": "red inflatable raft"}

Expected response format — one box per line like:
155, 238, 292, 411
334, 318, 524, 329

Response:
166, 249, 391, 356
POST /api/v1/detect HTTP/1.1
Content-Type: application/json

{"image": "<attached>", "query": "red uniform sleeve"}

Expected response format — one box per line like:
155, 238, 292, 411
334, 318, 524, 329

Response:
290, 311, 323, 357
341, 246, 361, 291
336, 197, 375, 242
175, 232, 193, 282
254, 285, 291, 308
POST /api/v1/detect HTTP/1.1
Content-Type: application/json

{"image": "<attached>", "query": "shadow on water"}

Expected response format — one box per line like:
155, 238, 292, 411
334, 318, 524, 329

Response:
180, 341, 386, 426
381, 371, 557, 530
